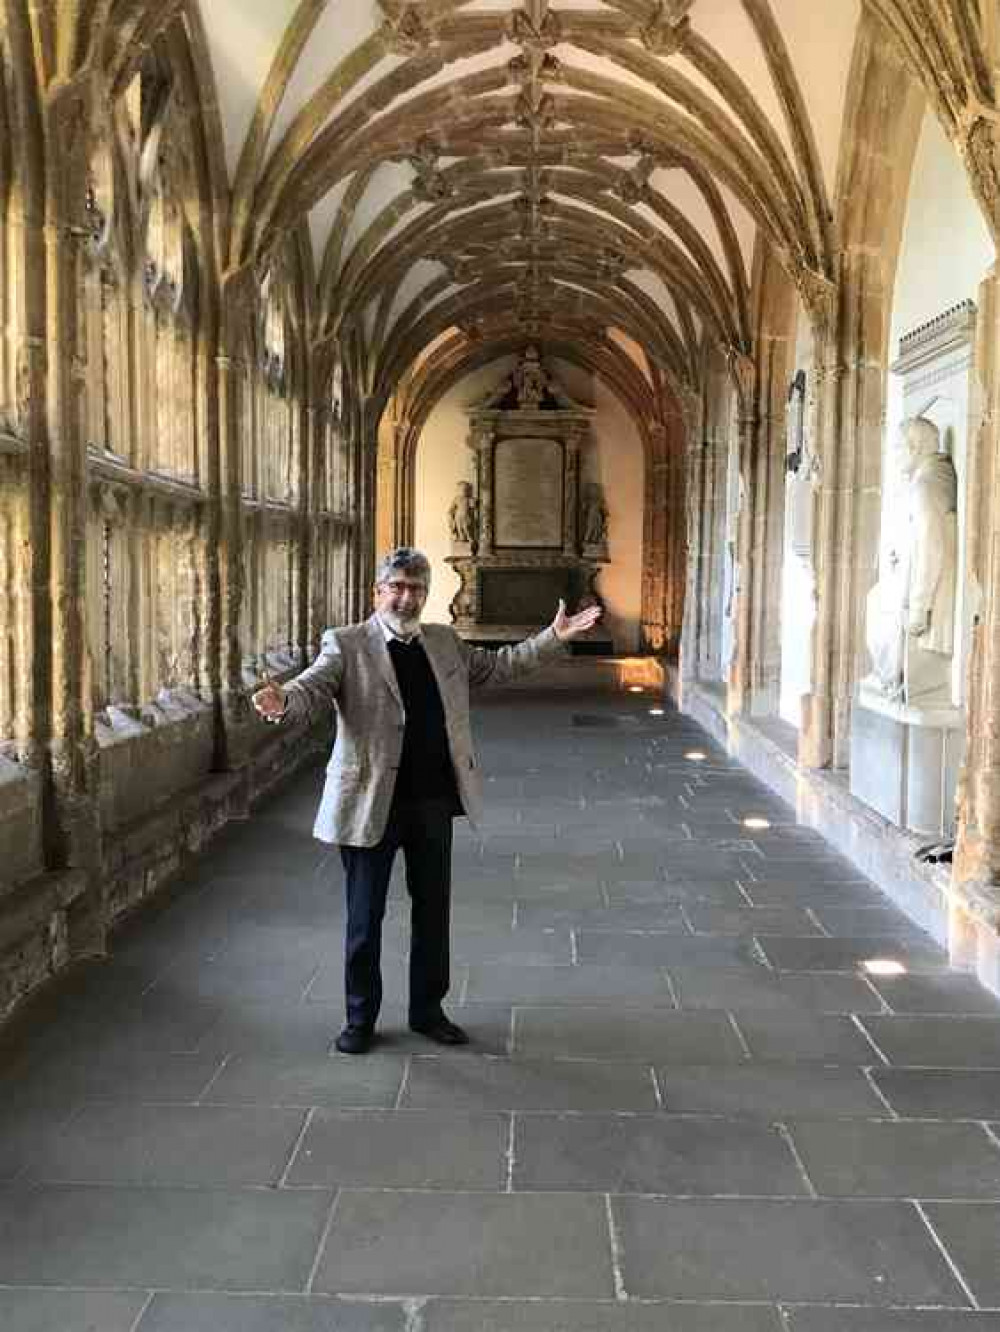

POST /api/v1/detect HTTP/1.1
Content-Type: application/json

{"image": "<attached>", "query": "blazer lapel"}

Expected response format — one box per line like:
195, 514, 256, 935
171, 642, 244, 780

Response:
366, 616, 403, 709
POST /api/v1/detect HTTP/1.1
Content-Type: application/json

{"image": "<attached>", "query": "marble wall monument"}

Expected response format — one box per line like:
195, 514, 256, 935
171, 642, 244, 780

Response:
446, 349, 608, 641
851, 304, 975, 837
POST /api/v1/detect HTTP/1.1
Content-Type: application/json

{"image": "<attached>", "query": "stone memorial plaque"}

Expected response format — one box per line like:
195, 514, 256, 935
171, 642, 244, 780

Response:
494, 437, 563, 548
479, 568, 570, 624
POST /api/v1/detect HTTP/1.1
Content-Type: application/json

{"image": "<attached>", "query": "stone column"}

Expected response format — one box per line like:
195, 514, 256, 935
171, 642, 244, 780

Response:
563, 430, 581, 556
726, 404, 757, 718
215, 349, 246, 713
472, 423, 495, 556
43, 85, 104, 954
953, 265, 1000, 957
799, 259, 883, 769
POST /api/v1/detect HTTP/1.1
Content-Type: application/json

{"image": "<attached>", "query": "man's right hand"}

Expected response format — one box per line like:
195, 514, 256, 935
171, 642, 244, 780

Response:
252, 680, 287, 722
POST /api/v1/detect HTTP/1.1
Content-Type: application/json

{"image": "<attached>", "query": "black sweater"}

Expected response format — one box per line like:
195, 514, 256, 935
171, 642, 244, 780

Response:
386, 637, 460, 806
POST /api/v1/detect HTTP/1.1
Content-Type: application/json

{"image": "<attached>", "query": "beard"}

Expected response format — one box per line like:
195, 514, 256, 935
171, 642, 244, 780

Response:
381, 607, 422, 637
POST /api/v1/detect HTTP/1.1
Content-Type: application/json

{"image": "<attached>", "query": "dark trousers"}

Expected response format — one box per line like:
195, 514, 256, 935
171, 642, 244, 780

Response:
339, 797, 455, 1030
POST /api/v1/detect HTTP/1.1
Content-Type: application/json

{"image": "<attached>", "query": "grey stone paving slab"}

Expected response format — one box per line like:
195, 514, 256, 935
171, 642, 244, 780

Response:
514, 1007, 747, 1062
312, 1190, 615, 1297
0, 1289, 150, 1332
612, 1196, 969, 1304
200, 1050, 407, 1108
286, 1109, 506, 1188
31, 991, 225, 1058
576, 931, 758, 968
647, 878, 751, 906
734, 1011, 882, 1064
870, 973, 1000, 1015
0, 1183, 333, 1290
860, 1016, 1000, 1068
512, 1113, 806, 1195
22, 1102, 306, 1187
138, 1293, 407, 1331
668, 966, 884, 1014
788, 1119, 1000, 1198
513, 902, 687, 930
922, 1202, 1000, 1305
195, 999, 349, 1056
758, 936, 948, 973
810, 906, 935, 938
740, 880, 889, 908
684, 905, 824, 936
872, 1068, 1000, 1118
785, 1310, 1000, 1331
421, 1298, 783, 1330
401, 1053, 659, 1112
0, 1096, 79, 1181
150, 952, 320, 1001
445, 929, 572, 967
5, 1048, 224, 1104
657, 1064, 888, 1119
463, 963, 676, 1005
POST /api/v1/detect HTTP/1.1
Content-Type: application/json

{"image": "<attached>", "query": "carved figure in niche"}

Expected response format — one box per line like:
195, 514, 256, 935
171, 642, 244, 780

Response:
581, 482, 609, 547
513, 346, 548, 408
448, 481, 477, 545
865, 416, 958, 703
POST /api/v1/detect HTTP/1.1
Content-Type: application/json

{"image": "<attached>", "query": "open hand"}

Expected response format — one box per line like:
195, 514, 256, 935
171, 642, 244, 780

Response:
552, 598, 602, 642
252, 680, 287, 721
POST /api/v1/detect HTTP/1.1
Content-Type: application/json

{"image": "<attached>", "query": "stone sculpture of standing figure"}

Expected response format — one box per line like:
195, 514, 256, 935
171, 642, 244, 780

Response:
864, 416, 958, 703
581, 482, 609, 547
448, 480, 477, 545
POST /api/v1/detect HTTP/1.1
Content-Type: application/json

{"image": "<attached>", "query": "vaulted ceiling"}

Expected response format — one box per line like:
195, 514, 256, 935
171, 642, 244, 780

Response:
173, 0, 868, 412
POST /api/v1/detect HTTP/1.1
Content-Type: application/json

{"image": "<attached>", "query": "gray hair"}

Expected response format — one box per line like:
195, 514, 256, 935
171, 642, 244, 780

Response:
374, 546, 432, 589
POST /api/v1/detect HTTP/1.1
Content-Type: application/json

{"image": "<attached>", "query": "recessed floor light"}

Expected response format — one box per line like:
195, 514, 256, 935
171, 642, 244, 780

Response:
685, 750, 707, 762
628, 685, 643, 693
743, 817, 771, 830
862, 958, 907, 976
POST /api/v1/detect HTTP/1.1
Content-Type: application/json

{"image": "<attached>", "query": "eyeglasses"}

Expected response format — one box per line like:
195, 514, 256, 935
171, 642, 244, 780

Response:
378, 580, 427, 596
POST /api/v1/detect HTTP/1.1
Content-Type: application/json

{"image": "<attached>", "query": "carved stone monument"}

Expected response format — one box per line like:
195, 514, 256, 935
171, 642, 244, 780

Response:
863, 416, 958, 706
446, 348, 609, 646
851, 305, 975, 837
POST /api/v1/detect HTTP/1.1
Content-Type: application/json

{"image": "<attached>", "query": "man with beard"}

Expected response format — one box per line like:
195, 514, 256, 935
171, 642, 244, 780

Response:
252, 546, 601, 1054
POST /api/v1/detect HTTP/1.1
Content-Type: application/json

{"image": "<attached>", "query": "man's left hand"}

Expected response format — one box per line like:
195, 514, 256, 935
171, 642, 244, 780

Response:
552, 598, 603, 642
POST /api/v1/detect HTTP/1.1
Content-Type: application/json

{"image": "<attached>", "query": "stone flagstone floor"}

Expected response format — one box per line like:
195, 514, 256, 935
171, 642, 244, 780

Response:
2, 685, 1000, 1330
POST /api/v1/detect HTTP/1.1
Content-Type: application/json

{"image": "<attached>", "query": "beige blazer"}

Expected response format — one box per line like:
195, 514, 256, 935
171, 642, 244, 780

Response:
282, 616, 566, 846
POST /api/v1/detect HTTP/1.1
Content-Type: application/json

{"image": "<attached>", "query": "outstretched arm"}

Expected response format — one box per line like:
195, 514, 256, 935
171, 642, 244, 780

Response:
463, 599, 603, 690
252, 629, 344, 724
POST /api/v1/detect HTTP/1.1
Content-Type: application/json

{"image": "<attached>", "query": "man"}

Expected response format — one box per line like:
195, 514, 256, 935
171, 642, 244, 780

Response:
252, 547, 601, 1054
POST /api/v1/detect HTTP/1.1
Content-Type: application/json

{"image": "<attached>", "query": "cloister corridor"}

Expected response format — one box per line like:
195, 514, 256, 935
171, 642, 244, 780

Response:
2, 679, 1000, 1331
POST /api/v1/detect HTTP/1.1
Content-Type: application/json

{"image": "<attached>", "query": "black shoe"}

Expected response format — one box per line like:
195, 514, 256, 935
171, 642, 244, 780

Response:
409, 1014, 469, 1046
335, 1024, 374, 1055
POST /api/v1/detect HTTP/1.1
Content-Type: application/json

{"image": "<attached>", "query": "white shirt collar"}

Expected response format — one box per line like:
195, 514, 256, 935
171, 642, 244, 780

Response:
376, 614, 423, 645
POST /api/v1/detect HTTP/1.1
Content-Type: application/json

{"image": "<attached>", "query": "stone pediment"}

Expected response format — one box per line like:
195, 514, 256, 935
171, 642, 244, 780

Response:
469, 347, 591, 415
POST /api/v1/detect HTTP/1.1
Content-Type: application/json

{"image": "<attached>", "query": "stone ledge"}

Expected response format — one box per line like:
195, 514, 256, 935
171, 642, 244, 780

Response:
0, 868, 87, 1022
0, 716, 327, 1035
673, 676, 1000, 999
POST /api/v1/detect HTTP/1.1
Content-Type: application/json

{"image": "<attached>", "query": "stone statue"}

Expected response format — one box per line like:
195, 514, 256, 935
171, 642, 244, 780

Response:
864, 416, 958, 704
581, 482, 609, 547
448, 480, 477, 545
513, 346, 548, 408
